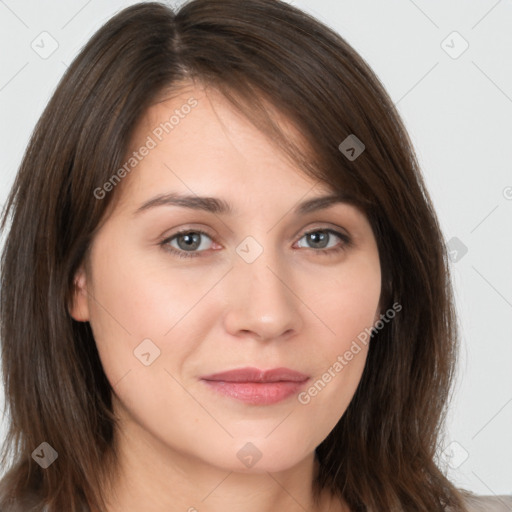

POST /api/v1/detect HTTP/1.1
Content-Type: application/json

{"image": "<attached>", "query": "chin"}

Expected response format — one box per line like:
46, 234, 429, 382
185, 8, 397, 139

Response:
202, 437, 314, 474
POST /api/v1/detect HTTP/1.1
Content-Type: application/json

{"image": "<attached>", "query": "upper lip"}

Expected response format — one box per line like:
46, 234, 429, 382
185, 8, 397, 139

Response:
201, 366, 309, 383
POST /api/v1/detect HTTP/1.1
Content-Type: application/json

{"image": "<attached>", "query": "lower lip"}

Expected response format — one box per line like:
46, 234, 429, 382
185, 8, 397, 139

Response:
202, 380, 309, 405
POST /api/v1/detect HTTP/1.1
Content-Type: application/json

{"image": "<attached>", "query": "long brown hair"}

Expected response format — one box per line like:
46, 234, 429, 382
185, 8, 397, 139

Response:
1, 1, 473, 510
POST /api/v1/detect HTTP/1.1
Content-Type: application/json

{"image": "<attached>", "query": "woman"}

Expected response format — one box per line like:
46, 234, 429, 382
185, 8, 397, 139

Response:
0, 1, 510, 511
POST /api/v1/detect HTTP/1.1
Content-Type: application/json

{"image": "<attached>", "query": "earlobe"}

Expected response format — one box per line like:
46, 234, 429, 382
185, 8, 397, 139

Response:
68, 266, 90, 322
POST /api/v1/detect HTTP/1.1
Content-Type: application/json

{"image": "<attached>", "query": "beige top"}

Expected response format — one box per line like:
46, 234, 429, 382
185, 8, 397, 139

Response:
462, 493, 512, 511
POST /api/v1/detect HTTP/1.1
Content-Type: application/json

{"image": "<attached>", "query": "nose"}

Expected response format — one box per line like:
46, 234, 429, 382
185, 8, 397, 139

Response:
222, 245, 303, 342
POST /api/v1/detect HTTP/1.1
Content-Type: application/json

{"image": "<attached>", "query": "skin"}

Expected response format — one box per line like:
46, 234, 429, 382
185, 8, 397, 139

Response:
69, 82, 382, 512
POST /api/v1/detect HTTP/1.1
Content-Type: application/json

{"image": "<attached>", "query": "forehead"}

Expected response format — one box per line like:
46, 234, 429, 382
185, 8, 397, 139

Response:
118, 83, 327, 202
134, 83, 307, 159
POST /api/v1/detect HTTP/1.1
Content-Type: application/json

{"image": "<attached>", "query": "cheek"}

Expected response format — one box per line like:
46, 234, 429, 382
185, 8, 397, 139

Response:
85, 235, 231, 390
307, 250, 381, 350
297, 342, 368, 440
84, 240, 191, 382
295, 252, 380, 414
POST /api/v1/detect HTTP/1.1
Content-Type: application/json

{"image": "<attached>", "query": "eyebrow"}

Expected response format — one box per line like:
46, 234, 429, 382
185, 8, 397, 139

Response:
132, 192, 355, 217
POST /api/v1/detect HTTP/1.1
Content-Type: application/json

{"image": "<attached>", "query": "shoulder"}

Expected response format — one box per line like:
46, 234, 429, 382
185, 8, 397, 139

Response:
459, 491, 512, 511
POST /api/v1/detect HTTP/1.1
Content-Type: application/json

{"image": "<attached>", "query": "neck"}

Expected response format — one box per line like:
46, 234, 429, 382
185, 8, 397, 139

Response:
93, 413, 345, 512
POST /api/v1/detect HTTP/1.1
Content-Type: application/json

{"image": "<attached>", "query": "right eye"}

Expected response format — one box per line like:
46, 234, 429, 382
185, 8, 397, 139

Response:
160, 229, 215, 259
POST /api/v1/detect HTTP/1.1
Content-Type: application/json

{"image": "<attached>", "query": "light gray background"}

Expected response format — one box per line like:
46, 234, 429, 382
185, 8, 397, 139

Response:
0, 0, 511, 496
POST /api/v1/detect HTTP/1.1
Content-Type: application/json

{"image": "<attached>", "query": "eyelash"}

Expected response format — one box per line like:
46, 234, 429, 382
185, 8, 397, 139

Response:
159, 227, 352, 260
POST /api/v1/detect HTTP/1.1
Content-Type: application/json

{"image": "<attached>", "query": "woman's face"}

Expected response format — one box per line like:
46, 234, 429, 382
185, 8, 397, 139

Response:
70, 83, 381, 474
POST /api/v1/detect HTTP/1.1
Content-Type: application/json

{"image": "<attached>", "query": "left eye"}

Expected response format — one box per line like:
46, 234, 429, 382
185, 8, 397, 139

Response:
160, 228, 350, 259
295, 229, 348, 251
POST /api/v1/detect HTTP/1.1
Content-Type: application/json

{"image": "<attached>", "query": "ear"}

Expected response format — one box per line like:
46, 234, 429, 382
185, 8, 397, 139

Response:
68, 265, 90, 322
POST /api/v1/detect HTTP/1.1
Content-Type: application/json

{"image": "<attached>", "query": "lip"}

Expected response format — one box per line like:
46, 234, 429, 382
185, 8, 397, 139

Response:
201, 366, 310, 405
201, 366, 309, 383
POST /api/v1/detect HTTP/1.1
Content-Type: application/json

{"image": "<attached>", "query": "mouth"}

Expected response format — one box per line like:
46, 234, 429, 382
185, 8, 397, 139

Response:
200, 366, 310, 405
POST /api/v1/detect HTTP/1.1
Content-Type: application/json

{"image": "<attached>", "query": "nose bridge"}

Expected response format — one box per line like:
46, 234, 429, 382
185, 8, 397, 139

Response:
222, 234, 302, 340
